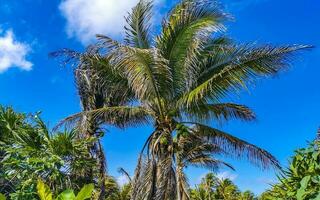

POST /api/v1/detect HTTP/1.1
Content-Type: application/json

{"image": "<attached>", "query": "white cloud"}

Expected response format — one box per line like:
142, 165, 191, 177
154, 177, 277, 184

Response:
59, 0, 136, 44
59, 0, 165, 44
0, 30, 32, 73
116, 175, 130, 187
216, 171, 238, 181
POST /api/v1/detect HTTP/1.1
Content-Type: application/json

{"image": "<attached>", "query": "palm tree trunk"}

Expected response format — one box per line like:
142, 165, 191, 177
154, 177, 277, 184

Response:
83, 114, 107, 199
97, 140, 107, 200
176, 166, 182, 200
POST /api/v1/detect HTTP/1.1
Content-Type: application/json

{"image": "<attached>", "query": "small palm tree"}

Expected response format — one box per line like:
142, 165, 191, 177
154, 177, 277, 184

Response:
174, 124, 235, 199
215, 179, 240, 200
0, 107, 95, 198
60, 0, 310, 199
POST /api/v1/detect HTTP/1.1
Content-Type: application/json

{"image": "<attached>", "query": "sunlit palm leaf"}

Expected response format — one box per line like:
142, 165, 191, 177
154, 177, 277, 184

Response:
189, 123, 280, 169
182, 103, 256, 123
157, 0, 229, 94
180, 45, 312, 107
125, 0, 152, 48
97, 35, 172, 109
55, 106, 153, 130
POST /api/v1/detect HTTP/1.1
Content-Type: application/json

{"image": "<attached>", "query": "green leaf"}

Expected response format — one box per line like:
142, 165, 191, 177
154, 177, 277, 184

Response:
311, 192, 320, 200
0, 193, 6, 200
297, 175, 311, 200
75, 184, 94, 200
56, 190, 76, 200
37, 180, 53, 200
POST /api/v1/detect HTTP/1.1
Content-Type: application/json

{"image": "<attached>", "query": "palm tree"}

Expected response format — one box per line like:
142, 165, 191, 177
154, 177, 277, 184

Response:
0, 106, 27, 196
51, 46, 133, 199
190, 173, 256, 200
61, 0, 310, 199
239, 190, 255, 200
190, 173, 219, 200
0, 107, 94, 198
174, 124, 235, 199
214, 179, 240, 200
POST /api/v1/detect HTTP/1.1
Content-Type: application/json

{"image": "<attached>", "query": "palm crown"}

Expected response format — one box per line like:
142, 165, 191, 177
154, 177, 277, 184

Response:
58, 0, 310, 199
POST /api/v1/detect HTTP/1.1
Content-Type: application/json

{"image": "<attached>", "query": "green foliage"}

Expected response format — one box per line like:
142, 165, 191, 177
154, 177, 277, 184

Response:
260, 139, 320, 199
0, 193, 6, 200
1, 0, 311, 198
37, 180, 93, 200
190, 173, 256, 200
240, 191, 255, 200
104, 176, 131, 200
37, 180, 53, 200
75, 184, 95, 200
0, 106, 96, 199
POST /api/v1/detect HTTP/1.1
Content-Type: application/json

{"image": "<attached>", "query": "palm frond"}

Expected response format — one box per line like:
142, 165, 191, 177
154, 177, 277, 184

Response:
54, 106, 153, 131
156, 0, 229, 94
97, 36, 173, 117
125, 0, 153, 48
118, 167, 132, 184
75, 54, 133, 109
187, 155, 234, 171
49, 48, 82, 68
185, 122, 280, 169
179, 44, 312, 107
182, 103, 256, 123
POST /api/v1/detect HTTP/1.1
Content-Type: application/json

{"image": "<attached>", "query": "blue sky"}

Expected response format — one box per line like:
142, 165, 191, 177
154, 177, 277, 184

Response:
0, 0, 319, 195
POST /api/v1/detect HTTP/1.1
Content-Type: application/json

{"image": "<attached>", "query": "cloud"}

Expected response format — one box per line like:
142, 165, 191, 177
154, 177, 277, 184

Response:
216, 171, 238, 181
256, 177, 277, 185
0, 29, 32, 73
59, 0, 164, 44
116, 175, 130, 187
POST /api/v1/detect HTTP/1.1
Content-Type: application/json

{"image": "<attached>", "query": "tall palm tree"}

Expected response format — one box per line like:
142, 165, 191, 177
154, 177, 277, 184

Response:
51, 46, 133, 199
61, 0, 310, 199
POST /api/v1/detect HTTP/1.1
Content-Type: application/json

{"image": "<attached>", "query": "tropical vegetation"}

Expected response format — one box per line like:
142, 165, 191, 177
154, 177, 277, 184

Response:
190, 173, 255, 200
0, 0, 313, 199
259, 132, 320, 200
37, 180, 94, 200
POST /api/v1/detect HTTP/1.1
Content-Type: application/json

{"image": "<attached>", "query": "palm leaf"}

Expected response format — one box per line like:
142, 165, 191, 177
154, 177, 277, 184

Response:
156, 0, 229, 94
180, 44, 312, 107
182, 103, 256, 123
187, 123, 280, 169
125, 0, 153, 48
54, 106, 153, 131
97, 35, 172, 110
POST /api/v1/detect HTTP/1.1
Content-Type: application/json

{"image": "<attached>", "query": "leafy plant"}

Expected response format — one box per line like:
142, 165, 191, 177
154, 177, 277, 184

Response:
0, 193, 6, 200
260, 137, 320, 199
37, 180, 94, 200
0, 107, 96, 199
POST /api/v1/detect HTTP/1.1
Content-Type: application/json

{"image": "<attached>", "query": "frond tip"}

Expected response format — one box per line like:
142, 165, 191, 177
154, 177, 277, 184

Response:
188, 122, 281, 169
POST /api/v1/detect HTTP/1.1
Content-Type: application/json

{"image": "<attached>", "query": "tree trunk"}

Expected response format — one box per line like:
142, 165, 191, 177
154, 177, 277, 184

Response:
97, 140, 107, 200
176, 166, 181, 200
